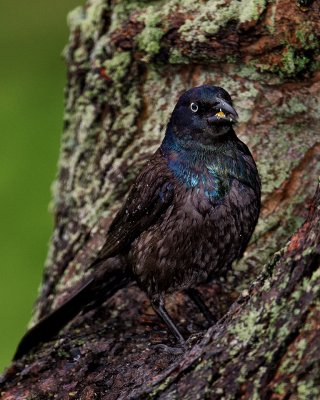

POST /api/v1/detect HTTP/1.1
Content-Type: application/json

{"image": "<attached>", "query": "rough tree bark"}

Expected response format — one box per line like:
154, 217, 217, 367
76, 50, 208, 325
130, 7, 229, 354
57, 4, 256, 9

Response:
1, 0, 320, 398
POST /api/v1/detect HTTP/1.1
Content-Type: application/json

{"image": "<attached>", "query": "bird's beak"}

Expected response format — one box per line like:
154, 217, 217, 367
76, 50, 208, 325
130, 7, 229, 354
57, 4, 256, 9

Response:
208, 98, 238, 124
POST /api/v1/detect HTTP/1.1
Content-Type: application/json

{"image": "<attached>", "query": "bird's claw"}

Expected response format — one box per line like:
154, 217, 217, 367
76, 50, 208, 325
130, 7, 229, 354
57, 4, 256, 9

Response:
151, 343, 187, 355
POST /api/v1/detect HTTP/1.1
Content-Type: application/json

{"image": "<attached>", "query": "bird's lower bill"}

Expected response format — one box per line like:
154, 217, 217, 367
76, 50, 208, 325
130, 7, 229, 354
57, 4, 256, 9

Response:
207, 113, 237, 125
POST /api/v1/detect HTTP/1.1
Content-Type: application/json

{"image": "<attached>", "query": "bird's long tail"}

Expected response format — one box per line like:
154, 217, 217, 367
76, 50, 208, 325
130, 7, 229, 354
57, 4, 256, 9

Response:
14, 257, 131, 360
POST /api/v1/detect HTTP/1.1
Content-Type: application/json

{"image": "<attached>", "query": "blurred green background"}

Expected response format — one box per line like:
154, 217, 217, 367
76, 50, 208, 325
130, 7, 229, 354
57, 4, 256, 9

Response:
0, 0, 82, 371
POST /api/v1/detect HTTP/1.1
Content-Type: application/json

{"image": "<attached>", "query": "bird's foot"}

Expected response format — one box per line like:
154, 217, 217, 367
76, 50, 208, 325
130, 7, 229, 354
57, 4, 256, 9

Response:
187, 331, 205, 346
151, 342, 187, 355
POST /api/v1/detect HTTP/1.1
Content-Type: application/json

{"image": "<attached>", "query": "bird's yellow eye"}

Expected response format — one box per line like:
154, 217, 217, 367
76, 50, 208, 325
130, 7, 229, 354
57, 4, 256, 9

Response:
190, 102, 198, 112
215, 109, 225, 118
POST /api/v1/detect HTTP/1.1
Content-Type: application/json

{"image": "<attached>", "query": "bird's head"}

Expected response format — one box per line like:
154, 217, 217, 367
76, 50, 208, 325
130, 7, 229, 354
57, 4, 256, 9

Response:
166, 85, 238, 148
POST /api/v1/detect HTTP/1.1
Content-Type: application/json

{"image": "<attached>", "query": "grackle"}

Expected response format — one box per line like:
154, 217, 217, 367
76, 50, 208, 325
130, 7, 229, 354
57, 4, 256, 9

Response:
14, 85, 261, 360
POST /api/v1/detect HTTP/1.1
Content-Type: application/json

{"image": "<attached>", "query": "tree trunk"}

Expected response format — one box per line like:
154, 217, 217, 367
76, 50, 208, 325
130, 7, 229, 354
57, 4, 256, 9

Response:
1, 0, 320, 398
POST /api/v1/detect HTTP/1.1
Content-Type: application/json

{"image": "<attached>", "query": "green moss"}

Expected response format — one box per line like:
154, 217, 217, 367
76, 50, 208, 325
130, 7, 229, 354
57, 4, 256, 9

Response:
273, 383, 286, 395
239, 0, 266, 23
256, 117, 314, 196
149, 375, 177, 398
248, 19, 319, 79
249, 50, 311, 78
179, 0, 266, 42
57, 348, 69, 358
138, 6, 162, 26
282, 97, 308, 115
137, 26, 164, 58
236, 365, 249, 384
104, 52, 132, 83
229, 308, 265, 344
262, 20, 319, 78
297, 380, 320, 398
169, 49, 189, 64
236, 63, 276, 83
135, 6, 165, 60
295, 24, 318, 50
225, 54, 239, 64
194, 359, 213, 372
140, 67, 186, 144
281, 47, 310, 77
67, 6, 84, 31
296, 338, 307, 357
112, 85, 141, 133
67, 0, 109, 41
282, 47, 299, 76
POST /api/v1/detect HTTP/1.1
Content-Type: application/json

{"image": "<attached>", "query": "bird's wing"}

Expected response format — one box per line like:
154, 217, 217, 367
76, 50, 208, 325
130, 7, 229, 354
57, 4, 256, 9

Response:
93, 150, 174, 263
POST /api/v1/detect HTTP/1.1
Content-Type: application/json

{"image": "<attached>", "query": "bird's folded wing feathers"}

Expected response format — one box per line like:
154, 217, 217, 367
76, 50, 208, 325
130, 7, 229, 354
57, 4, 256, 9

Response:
93, 151, 174, 262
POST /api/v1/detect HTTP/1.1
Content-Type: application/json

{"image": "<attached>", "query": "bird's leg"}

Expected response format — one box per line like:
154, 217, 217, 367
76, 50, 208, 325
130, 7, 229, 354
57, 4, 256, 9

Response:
151, 297, 185, 345
185, 288, 216, 325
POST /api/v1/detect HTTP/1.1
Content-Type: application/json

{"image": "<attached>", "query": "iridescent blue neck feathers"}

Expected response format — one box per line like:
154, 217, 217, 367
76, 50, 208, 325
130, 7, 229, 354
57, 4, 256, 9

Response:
161, 124, 255, 200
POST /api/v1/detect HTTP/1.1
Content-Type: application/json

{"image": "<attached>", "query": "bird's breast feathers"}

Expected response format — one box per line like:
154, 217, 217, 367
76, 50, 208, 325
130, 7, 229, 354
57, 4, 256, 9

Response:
166, 150, 256, 203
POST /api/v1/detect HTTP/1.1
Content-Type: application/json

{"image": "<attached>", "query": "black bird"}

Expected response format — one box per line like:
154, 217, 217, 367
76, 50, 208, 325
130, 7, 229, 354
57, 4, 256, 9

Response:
14, 85, 261, 360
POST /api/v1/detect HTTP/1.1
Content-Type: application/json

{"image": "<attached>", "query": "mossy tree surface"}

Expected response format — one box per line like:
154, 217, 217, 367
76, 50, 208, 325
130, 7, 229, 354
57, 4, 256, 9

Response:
1, 0, 320, 398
